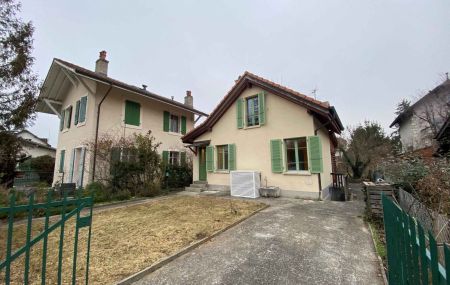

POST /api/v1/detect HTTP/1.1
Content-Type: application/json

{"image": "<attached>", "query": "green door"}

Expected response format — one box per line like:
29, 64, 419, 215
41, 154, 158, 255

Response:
199, 147, 207, 181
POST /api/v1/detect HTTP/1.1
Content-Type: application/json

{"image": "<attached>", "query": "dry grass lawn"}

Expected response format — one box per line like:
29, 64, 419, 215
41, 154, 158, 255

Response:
0, 195, 265, 284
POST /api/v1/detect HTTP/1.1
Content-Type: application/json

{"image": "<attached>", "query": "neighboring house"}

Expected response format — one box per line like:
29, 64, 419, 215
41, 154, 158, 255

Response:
16, 130, 56, 158
390, 78, 450, 154
182, 72, 344, 199
36, 51, 207, 187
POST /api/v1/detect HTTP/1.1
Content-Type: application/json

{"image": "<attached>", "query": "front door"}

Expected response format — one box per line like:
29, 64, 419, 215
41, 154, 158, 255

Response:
199, 147, 207, 181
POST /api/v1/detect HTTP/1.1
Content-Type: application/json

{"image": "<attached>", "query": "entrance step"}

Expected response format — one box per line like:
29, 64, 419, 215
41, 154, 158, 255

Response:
185, 181, 207, 192
185, 186, 204, 193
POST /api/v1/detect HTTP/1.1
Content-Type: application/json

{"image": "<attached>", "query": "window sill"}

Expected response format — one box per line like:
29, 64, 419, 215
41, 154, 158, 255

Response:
283, 171, 311, 176
244, 124, 261, 130
167, 131, 183, 136
123, 124, 142, 130
214, 170, 230, 174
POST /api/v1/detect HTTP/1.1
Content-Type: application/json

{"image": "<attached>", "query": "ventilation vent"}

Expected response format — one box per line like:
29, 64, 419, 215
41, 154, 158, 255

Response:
230, 171, 261, 198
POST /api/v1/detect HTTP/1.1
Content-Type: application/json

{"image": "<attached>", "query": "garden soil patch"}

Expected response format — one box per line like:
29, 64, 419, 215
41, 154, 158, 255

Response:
0, 196, 265, 284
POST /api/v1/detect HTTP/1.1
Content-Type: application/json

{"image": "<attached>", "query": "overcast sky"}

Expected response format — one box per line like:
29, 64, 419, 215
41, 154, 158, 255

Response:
22, 0, 450, 147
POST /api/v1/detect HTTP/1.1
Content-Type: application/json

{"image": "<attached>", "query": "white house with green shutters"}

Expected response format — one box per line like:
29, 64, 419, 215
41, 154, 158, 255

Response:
182, 71, 344, 199
36, 51, 207, 187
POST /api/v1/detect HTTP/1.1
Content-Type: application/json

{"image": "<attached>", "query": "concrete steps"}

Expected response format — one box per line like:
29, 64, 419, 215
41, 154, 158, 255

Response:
185, 181, 207, 192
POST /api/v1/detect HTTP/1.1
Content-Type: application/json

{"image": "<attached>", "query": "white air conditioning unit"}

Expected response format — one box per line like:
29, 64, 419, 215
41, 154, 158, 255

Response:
230, 171, 261, 198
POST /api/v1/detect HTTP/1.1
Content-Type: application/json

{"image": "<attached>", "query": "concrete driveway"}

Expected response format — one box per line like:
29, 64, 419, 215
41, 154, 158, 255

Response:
134, 197, 383, 285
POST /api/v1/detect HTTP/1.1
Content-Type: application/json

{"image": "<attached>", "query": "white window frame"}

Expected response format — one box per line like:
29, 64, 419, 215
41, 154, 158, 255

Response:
245, 95, 260, 127
216, 145, 229, 171
169, 151, 180, 165
170, 114, 180, 133
283, 137, 310, 174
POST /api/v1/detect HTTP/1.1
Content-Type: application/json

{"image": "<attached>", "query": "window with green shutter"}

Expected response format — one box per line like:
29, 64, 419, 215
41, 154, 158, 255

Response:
74, 100, 80, 125
308, 136, 323, 173
79, 96, 87, 123
228, 144, 236, 170
246, 96, 259, 126
181, 116, 187, 134
163, 111, 170, 132
270, 139, 283, 173
124, 100, 140, 126
59, 150, 65, 173
206, 146, 214, 172
236, 98, 244, 129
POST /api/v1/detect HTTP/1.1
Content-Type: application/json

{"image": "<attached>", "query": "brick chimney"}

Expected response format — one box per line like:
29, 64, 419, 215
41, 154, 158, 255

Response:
95, 50, 109, 76
184, 90, 193, 107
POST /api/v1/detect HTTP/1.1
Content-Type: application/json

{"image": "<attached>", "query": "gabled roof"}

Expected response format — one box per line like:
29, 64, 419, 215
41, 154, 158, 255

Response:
182, 71, 344, 144
37, 58, 208, 117
390, 79, 450, 128
15, 129, 52, 147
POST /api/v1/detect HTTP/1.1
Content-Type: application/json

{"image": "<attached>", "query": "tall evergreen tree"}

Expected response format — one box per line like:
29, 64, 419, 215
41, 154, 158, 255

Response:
0, 0, 39, 185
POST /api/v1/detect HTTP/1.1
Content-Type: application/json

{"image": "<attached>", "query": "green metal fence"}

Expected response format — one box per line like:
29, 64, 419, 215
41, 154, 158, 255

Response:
382, 194, 449, 284
0, 190, 93, 285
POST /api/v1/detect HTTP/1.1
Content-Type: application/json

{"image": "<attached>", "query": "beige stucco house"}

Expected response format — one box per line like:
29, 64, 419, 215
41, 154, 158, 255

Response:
36, 51, 207, 187
182, 72, 344, 199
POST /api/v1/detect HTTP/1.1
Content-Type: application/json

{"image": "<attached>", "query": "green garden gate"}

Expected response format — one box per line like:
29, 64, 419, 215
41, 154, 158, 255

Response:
382, 194, 449, 284
0, 191, 93, 284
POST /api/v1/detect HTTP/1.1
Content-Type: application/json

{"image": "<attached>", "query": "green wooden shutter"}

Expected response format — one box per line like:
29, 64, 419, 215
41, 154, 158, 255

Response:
66, 106, 72, 129
270, 139, 283, 173
59, 150, 65, 173
180, 152, 186, 165
181, 116, 187, 134
162, 151, 169, 165
228, 144, 236, 171
125, 100, 140, 126
308, 136, 323, 173
79, 96, 87, 123
206, 146, 214, 172
258, 92, 266, 125
163, 111, 170, 132
236, 98, 244, 129
74, 100, 80, 125
59, 109, 65, 131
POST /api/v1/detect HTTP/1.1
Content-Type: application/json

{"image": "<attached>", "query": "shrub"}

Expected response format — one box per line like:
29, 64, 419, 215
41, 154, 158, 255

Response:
85, 182, 111, 203
28, 155, 55, 185
113, 189, 131, 201
164, 164, 192, 189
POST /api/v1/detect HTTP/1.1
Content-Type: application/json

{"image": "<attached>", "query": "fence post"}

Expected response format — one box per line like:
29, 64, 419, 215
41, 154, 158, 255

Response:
429, 232, 440, 284
445, 244, 450, 285
408, 216, 420, 285
418, 224, 429, 285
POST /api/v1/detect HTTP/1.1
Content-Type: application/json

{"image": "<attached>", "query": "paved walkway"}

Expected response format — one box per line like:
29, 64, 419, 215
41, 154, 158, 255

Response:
134, 193, 383, 285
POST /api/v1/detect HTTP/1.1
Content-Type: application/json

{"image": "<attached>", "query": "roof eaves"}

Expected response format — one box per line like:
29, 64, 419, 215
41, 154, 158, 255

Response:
53, 59, 209, 117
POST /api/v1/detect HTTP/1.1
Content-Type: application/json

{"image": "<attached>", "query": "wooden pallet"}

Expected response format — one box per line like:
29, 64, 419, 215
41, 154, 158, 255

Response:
363, 182, 394, 217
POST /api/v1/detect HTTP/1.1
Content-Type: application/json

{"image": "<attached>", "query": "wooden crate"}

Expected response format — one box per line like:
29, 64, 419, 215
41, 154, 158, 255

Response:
363, 182, 394, 217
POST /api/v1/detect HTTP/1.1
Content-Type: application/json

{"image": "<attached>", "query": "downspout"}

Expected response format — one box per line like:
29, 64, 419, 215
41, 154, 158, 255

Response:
91, 84, 113, 182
